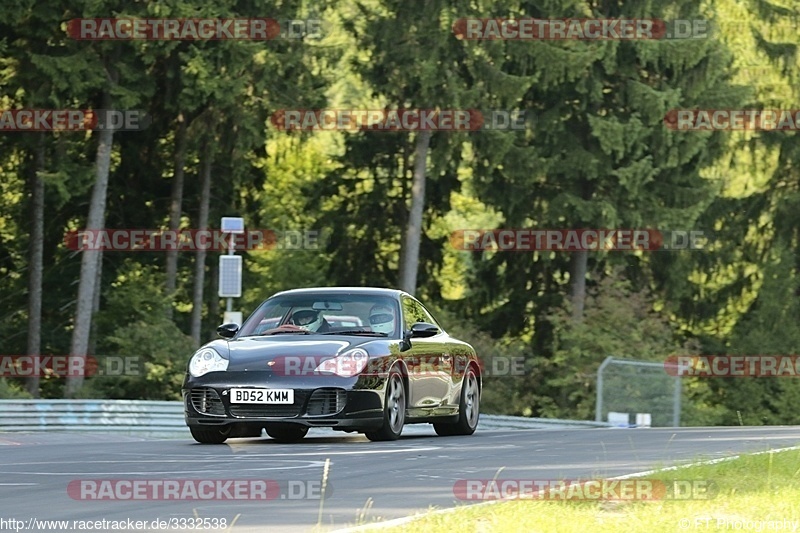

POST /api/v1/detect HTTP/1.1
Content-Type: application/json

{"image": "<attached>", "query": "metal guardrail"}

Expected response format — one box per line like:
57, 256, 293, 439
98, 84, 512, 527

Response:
480, 414, 613, 429
0, 400, 188, 435
0, 400, 612, 435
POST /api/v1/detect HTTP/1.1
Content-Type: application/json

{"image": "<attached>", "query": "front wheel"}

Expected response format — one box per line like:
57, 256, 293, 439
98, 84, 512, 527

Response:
189, 426, 230, 444
366, 370, 406, 441
434, 367, 480, 436
265, 423, 308, 443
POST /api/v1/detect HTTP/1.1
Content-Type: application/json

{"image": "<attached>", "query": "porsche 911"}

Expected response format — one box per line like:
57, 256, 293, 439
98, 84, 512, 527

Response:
182, 287, 481, 443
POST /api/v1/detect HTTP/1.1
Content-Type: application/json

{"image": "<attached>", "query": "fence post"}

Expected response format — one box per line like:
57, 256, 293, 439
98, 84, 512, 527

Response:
673, 373, 681, 427
595, 356, 614, 423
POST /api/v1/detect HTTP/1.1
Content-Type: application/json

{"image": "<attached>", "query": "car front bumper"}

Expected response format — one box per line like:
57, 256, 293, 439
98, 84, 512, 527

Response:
182, 371, 386, 430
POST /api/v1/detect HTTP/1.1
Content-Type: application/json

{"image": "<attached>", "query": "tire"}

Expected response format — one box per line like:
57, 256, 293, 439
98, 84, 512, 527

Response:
265, 423, 309, 443
190, 426, 230, 444
365, 370, 406, 441
434, 367, 480, 436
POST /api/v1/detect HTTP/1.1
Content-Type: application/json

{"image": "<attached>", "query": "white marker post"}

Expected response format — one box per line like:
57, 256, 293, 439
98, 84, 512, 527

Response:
219, 217, 245, 326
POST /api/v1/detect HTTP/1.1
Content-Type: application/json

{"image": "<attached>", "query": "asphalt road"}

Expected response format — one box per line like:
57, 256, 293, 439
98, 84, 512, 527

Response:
1, 425, 799, 532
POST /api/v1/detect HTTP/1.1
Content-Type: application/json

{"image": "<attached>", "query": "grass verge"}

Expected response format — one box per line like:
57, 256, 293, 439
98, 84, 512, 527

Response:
375, 447, 800, 532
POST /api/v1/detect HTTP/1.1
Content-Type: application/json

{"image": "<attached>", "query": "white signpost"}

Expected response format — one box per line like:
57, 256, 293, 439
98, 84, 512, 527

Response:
219, 217, 244, 326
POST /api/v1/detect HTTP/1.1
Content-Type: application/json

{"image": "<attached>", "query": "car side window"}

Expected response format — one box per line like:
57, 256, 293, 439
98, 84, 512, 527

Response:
416, 301, 441, 329
401, 295, 440, 331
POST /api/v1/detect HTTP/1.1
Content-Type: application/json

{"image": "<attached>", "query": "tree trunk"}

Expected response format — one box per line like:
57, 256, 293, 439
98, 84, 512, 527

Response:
209, 257, 219, 328
397, 141, 410, 281
569, 249, 588, 322
87, 249, 104, 357
25, 136, 45, 398
399, 130, 432, 295
65, 91, 114, 398
190, 149, 213, 346
165, 114, 188, 320
569, 172, 593, 323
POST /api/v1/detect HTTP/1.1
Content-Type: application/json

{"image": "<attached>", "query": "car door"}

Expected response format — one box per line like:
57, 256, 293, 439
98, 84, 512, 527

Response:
400, 295, 452, 412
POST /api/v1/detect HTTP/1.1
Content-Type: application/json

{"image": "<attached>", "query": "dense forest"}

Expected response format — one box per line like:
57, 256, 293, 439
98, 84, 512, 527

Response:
1, 0, 799, 426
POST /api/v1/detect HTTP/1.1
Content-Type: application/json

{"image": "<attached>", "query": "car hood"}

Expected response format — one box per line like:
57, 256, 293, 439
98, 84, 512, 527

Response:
222, 336, 372, 371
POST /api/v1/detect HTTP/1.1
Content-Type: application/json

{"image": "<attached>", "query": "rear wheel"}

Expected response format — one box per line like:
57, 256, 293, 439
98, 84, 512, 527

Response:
434, 367, 480, 436
365, 370, 406, 441
190, 426, 230, 444
265, 423, 309, 443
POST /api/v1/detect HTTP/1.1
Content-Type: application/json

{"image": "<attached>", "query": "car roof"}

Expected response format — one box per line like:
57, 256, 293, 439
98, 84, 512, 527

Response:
270, 287, 408, 299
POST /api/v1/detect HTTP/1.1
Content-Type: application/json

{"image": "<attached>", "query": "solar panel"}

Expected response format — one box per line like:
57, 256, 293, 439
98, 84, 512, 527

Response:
218, 255, 242, 297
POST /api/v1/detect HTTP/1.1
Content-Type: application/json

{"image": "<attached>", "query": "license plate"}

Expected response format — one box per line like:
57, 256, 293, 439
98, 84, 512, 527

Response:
230, 388, 294, 404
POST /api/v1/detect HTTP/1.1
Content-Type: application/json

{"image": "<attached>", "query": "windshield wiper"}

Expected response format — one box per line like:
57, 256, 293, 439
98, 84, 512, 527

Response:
321, 330, 388, 336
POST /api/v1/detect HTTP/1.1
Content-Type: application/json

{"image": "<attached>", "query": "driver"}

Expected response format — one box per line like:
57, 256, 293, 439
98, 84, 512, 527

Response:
290, 309, 331, 333
368, 305, 396, 335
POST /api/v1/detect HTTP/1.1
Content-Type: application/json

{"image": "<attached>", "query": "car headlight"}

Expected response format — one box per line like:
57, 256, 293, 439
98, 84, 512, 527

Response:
189, 348, 229, 377
314, 348, 369, 377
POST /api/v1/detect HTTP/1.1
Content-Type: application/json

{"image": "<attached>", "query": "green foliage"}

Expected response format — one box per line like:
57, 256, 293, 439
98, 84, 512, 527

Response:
707, 246, 800, 425
306, 0, 480, 294
428, 304, 530, 415
83, 319, 194, 400
0, 378, 33, 399
82, 261, 195, 400
0, 0, 797, 430
240, 136, 337, 309
535, 273, 697, 420
465, 0, 749, 342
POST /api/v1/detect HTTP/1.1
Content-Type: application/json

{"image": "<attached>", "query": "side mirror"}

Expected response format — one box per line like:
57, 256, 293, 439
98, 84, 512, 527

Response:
410, 322, 440, 338
217, 323, 239, 339
400, 329, 412, 352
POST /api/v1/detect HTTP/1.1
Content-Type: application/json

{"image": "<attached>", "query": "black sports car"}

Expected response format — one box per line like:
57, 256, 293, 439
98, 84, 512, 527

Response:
182, 287, 481, 443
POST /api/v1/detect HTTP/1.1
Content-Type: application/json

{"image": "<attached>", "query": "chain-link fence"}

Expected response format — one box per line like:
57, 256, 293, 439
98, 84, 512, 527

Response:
595, 357, 681, 427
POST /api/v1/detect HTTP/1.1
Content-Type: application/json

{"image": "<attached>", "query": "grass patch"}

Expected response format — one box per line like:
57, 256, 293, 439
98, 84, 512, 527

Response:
376, 447, 800, 532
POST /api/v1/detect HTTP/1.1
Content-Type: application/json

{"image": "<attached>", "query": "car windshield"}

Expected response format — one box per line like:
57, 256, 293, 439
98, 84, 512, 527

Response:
237, 293, 400, 337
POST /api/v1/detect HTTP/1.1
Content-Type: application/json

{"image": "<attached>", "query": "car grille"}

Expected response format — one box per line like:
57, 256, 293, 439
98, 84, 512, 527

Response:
190, 388, 226, 416
228, 391, 309, 418
306, 388, 347, 416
